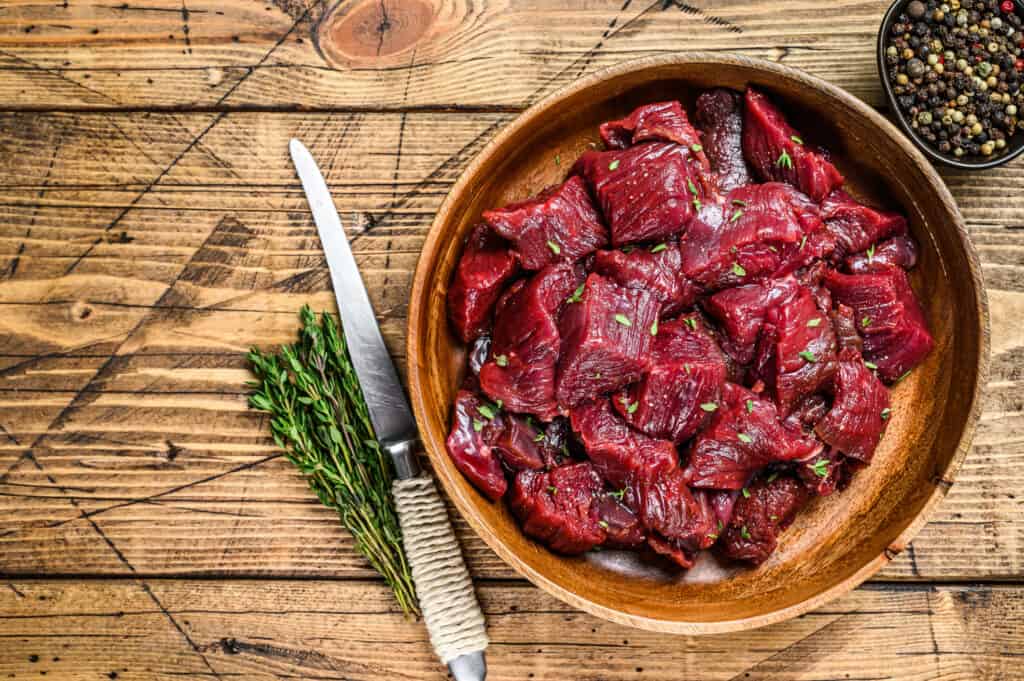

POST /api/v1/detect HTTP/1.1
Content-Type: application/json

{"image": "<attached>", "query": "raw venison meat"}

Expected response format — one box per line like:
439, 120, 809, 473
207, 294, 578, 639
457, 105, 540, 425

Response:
556, 273, 659, 408
824, 268, 934, 382
846, 234, 919, 274
480, 263, 583, 419
571, 400, 717, 565
447, 224, 519, 343
796, 446, 847, 497
830, 303, 864, 353
446, 390, 507, 500
492, 414, 550, 472
679, 183, 825, 291
719, 474, 809, 564
509, 462, 608, 554
572, 142, 708, 245
601, 101, 707, 157
483, 175, 608, 270
815, 348, 891, 463
703, 276, 802, 364
743, 88, 844, 202
783, 394, 830, 433
592, 243, 698, 316
752, 286, 838, 415
709, 489, 740, 530
695, 88, 752, 191
592, 496, 647, 548
613, 316, 727, 443
684, 383, 822, 490
821, 189, 908, 258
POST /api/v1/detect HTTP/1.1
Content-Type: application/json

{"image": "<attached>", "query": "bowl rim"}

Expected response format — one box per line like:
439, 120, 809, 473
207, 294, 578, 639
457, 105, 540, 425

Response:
876, 0, 1024, 170
407, 52, 991, 634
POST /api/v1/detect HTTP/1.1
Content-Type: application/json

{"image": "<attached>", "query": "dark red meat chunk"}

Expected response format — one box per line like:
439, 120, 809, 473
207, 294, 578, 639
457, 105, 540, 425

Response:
600, 101, 706, 155
479, 263, 583, 420
592, 243, 697, 316
796, 446, 847, 497
703, 276, 801, 365
613, 316, 727, 443
815, 349, 891, 463
830, 303, 864, 353
446, 390, 507, 500
493, 414, 549, 472
509, 463, 607, 554
679, 183, 825, 291
556, 273, 659, 408
719, 474, 809, 564
694, 88, 752, 192
482, 175, 607, 270
845, 234, 919, 274
824, 268, 934, 382
752, 286, 838, 415
783, 394, 830, 433
572, 142, 708, 245
447, 224, 519, 343
742, 88, 844, 202
821, 189, 908, 258
592, 496, 647, 548
683, 383, 823, 490
571, 400, 716, 564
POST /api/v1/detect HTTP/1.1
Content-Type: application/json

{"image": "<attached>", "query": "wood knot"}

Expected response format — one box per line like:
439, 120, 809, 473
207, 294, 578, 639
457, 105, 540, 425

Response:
69, 301, 93, 321
315, 0, 436, 67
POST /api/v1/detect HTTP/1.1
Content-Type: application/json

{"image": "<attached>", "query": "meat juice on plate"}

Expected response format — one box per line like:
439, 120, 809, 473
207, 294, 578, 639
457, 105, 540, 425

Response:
444, 87, 934, 574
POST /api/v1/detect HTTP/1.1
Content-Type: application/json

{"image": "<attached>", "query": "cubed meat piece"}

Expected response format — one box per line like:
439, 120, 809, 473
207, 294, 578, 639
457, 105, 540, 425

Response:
824, 268, 934, 382
815, 349, 891, 463
447, 224, 519, 343
830, 303, 864, 353
592, 496, 647, 548
683, 383, 823, 490
783, 394, 830, 433
592, 243, 697, 316
446, 390, 507, 500
613, 316, 727, 443
556, 273, 659, 408
600, 101, 707, 158
845, 234, 919, 274
703, 275, 801, 365
679, 183, 825, 291
795, 447, 848, 497
480, 263, 583, 420
709, 489, 740, 532
482, 175, 608, 270
571, 400, 716, 559
719, 474, 810, 564
509, 463, 607, 555
752, 286, 838, 415
742, 87, 844, 202
572, 142, 708, 245
695, 88, 752, 192
493, 414, 549, 471
821, 189, 908, 258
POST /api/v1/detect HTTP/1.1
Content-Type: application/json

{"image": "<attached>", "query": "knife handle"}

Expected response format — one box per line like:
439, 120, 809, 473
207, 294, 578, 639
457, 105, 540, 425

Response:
392, 473, 488, 668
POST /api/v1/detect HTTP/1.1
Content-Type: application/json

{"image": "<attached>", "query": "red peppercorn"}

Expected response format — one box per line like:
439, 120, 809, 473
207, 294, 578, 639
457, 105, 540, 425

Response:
1016, 57, 1024, 71
1002, 0, 1015, 13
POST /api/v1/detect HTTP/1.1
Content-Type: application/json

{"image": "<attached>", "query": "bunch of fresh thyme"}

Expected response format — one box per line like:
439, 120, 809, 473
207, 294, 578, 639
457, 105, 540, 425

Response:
248, 306, 418, 615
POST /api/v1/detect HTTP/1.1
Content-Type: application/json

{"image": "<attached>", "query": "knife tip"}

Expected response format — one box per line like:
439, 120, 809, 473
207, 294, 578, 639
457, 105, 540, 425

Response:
289, 138, 306, 157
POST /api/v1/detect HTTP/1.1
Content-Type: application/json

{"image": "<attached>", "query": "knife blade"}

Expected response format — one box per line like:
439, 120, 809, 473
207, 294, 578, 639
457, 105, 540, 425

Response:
289, 138, 420, 478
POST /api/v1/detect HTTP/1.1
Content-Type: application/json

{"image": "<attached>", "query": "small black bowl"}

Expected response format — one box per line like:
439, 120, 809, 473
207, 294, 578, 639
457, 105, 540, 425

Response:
878, 0, 1024, 169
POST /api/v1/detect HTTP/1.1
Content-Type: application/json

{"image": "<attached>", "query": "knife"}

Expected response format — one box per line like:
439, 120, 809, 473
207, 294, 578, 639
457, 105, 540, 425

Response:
290, 139, 488, 681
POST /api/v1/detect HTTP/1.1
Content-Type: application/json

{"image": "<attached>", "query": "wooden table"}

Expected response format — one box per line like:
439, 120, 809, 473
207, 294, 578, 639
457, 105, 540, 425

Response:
0, 1, 1021, 678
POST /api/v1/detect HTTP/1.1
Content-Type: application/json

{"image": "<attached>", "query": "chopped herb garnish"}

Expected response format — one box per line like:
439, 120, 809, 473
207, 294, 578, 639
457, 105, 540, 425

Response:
732, 199, 747, 207
746, 399, 754, 414
554, 154, 561, 167
608, 159, 620, 171
477, 404, 497, 420
730, 245, 738, 254
693, 197, 702, 211
547, 485, 558, 495
593, 372, 602, 379
598, 520, 609, 529
777, 150, 793, 169
799, 350, 817, 363
741, 487, 751, 498
861, 316, 872, 328
684, 317, 698, 330
809, 459, 829, 477
691, 143, 703, 153
547, 240, 561, 255
770, 514, 779, 521
740, 525, 751, 539
495, 400, 503, 409
897, 370, 912, 382
650, 242, 668, 253
650, 318, 659, 336
472, 419, 484, 432
732, 262, 747, 277
807, 318, 822, 327
684, 363, 692, 373
737, 433, 753, 444
700, 402, 718, 412
766, 471, 779, 483
566, 282, 586, 304
731, 209, 744, 223
533, 433, 545, 443
627, 401, 638, 414
799, 234, 807, 250
687, 178, 698, 195
706, 533, 718, 540
621, 245, 635, 254
614, 313, 632, 327
865, 361, 878, 370
768, 245, 778, 253
610, 488, 626, 500
717, 520, 724, 531
866, 244, 876, 262
495, 354, 509, 367
881, 407, 892, 421
791, 135, 803, 145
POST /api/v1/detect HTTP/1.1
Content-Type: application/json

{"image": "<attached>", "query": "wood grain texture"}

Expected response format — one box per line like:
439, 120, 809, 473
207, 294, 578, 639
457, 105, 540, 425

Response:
0, 579, 1021, 680
0, 110, 1021, 584
0, 0, 908, 111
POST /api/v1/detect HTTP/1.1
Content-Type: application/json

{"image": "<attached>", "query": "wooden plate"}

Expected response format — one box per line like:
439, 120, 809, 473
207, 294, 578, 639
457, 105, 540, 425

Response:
406, 54, 989, 634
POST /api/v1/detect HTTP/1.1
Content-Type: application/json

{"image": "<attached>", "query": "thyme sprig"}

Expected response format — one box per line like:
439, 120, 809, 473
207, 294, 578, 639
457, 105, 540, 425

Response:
248, 307, 418, 615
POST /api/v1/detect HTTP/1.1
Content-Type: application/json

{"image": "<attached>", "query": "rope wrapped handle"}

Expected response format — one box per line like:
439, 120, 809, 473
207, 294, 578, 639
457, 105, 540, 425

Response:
392, 474, 488, 663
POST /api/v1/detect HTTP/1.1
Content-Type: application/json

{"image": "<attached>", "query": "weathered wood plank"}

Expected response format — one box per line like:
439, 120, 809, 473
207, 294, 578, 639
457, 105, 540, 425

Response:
0, 579, 1020, 680
0, 0, 911, 111
0, 111, 1021, 582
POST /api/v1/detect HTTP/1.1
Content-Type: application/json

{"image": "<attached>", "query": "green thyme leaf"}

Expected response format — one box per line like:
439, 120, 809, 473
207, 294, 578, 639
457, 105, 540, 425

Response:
700, 402, 718, 412
741, 525, 751, 539
862, 316, 872, 327
777, 150, 793, 169
732, 262, 747, 277
598, 520, 609, 529
547, 240, 561, 255
866, 244, 876, 261
799, 350, 817, 363
737, 433, 753, 444
685, 317, 698, 330
865, 361, 878, 369
472, 419, 484, 432
533, 433, 545, 443
732, 199, 748, 207
791, 135, 803, 144
687, 178, 698, 195
608, 159, 620, 171
547, 485, 558, 495
566, 282, 586, 304
691, 143, 703, 152
731, 209, 744, 223
495, 354, 509, 367
807, 318, 822, 327
477, 403, 497, 420
810, 459, 829, 477
746, 399, 754, 414
650, 318, 659, 336
741, 487, 751, 498
614, 313, 632, 327
881, 407, 892, 421
650, 242, 668, 253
